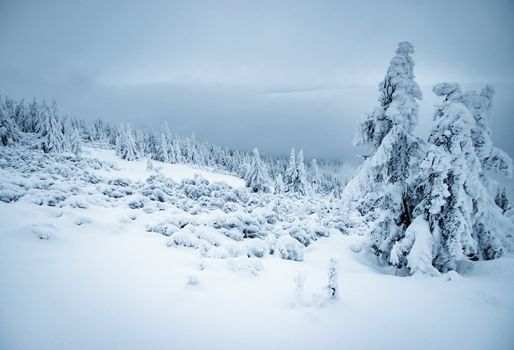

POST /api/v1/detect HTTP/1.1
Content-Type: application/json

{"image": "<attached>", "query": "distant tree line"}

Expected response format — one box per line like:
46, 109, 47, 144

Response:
0, 95, 348, 197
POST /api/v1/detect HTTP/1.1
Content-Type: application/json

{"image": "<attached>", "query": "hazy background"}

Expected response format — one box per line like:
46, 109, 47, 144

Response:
1, 0, 513, 162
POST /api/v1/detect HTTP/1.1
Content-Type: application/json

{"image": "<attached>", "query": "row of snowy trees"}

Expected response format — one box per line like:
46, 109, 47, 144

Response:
245, 147, 313, 195
0, 95, 347, 196
0, 98, 81, 154
344, 42, 513, 274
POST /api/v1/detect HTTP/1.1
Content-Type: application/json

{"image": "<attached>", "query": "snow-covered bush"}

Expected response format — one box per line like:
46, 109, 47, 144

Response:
146, 223, 180, 237
276, 235, 304, 261
128, 198, 145, 209
0, 188, 24, 203
140, 174, 177, 202
167, 228, 208, 250
245, 238, 269, 258
287, 225, 314, 246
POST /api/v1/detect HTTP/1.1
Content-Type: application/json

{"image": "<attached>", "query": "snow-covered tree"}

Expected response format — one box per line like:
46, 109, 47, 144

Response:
115, 124, 140, 161
284, 148, 311, 195
173, 139, 183, 164
309, 158, 320, 192
13, 99, 27, 130
295, 150, 311, 195
245, 148, 270, 193
39, 101, 66, 153
0, 99, 20, 146
393, 83, 512, 273
284, 147, 296, 190
353, 41, 421, 153
343, 41, 423, 263
274, 173, 285, 194
23, 98, 41, 133
141, 130, 158, 158
62, 116, 81, 155
156, 123, 173, 163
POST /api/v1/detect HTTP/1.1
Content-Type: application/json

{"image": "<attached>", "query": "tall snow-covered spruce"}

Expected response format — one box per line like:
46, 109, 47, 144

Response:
343, 41, 422, 264
393, 83, 514, 273
245, 148, 271, 193
115, 124, 140, 161
39, 101, 66, 153
284, 148, 311, 195
0, 97, 20, 146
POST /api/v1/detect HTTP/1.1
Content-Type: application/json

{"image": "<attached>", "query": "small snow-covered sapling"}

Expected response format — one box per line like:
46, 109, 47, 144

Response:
294, 271, 306, 307
187, 275, 199, 286
327, 258, 338, 300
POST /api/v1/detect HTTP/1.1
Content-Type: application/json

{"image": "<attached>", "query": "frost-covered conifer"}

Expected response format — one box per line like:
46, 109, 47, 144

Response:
245, 148, 270, 193
141, 130, 158, 158
115, 124, 140, 161
353, 41, 421, 152
284, 148, 311, 195
310, 158, 320, 192
23, 98, 41, 133
295, 150, 311, 195
284, 147, 296, 191
156, 123, 172, 162
13, 99, 27, 130
173, 139, 184, 164
62, 116, 81, 155
274, 173, 285, 194
343, 42, 422, 263
39, 101, 66, 153
394, 83, 513, 273
0, 99, 20, 146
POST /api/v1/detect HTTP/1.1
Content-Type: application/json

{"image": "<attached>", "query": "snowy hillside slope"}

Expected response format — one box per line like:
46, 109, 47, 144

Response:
1, 144, 514, 350
84, 146, 245, 187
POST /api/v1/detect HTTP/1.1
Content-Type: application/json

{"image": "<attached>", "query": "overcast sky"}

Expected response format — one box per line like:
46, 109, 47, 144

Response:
1, 0, 513, 162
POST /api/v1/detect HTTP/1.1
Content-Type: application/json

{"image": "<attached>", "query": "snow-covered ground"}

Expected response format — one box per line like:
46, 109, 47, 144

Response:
84, 147, 245, 188
1, 146, 514, 350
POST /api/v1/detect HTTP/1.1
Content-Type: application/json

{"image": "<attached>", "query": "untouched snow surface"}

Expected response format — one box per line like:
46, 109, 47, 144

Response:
1, 147, 514, 350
